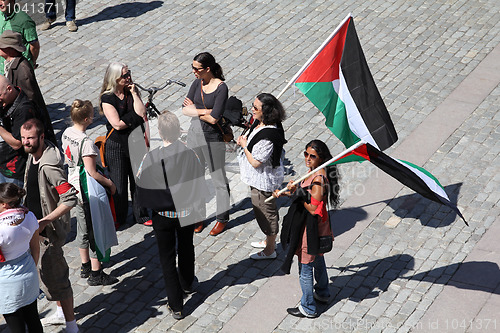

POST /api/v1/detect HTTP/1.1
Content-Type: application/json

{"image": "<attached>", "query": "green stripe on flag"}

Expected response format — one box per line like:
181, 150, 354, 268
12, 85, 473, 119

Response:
399, 159, 444, 190
295, 81, 360, 147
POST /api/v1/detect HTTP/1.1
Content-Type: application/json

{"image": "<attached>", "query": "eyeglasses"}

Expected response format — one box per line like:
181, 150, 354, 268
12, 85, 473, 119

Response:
303, 151, 318, 160
121, 70, 131, 79
192, 65, 205, 72
251, 104, 261, 112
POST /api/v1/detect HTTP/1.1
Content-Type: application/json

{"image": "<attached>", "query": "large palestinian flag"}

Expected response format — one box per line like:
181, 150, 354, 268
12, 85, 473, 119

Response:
294, 15, 398, 151
332, 142, 467, 225
80, 168, 119, 262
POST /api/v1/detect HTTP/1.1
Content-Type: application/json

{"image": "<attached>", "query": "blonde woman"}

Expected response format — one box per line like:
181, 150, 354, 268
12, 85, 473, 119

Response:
99, 62, 150, 227
61, 100, 118, 286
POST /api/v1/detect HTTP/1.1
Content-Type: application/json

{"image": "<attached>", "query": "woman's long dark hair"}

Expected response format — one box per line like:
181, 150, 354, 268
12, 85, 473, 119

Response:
194, 52, 225, 81
0, 183, 26, 208
305, 140, 340, 208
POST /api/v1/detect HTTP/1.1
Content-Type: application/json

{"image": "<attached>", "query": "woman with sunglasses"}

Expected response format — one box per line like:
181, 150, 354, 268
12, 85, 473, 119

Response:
99, 62, 150, 227
0, 183, 43, 332
274, 139, 340, 318
182, 52, 231, 236
236, 93, 286, 259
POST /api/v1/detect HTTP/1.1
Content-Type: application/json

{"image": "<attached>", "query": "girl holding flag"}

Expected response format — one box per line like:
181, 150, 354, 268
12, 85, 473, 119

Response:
274, 139, 339, 318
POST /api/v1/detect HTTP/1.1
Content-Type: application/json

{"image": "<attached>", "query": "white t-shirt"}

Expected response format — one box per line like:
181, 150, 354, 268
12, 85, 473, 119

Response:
61, 126, 99, 169
0, 209, 38, 261
62, 127, 100, 200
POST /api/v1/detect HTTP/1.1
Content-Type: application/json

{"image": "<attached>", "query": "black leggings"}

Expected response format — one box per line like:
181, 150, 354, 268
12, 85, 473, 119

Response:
3, 299, 43, 333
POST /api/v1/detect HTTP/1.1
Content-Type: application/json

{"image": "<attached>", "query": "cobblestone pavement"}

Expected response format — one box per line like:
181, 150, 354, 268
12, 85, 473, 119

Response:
1, 0, 500, 332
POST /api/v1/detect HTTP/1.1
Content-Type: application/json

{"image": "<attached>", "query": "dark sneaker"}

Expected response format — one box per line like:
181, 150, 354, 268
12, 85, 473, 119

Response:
87, 270, 119, 286
167, 305, 184, 320
80, 263, 91, 278
181, 276, 198, 294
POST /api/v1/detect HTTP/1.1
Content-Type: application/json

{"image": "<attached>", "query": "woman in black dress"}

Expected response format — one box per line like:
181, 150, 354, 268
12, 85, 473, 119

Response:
99, 62, 150, 227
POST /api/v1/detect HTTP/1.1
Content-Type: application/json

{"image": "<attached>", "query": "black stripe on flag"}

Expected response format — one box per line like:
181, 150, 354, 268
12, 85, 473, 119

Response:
341, 20, 398, 151
359, 143, 467, 225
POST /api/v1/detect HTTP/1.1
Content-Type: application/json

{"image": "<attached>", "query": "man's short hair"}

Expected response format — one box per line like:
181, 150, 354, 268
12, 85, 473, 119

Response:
22, 118, 44, 137
158, 111, 180, 143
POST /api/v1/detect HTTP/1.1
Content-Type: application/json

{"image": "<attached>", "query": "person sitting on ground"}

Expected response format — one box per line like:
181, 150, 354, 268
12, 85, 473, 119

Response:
61, 99, 118, 286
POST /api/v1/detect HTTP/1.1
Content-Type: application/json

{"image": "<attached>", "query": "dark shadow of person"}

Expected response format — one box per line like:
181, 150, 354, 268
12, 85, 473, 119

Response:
183, 257, 286, 316
318, 254, 415, 313
405, 261, 500, 294
68, 1, 163, 28
331, 207, 368, 237
73, 230, 166, 331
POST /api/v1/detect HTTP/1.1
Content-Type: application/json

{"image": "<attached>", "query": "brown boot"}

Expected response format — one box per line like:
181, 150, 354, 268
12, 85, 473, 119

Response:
194, 222, 204, 233
209, 221, 226, 236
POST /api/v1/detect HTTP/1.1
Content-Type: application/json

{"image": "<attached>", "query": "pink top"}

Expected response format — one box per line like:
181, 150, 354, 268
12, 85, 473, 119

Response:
296, 170, 333, 264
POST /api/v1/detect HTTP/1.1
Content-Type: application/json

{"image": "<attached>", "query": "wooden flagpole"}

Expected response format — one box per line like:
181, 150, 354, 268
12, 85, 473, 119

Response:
275, 13, 352, 100
265, 140, 365, 202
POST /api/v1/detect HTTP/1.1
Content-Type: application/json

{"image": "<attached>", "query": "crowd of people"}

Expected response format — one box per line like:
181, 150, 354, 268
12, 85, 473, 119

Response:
0, 1, 341, 329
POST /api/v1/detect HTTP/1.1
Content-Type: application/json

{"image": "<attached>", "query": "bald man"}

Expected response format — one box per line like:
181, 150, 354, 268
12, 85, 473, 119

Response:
0, 74, 39, 185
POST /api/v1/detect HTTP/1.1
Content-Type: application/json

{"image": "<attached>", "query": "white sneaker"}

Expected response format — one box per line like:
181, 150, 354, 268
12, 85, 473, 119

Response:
250, 250, 277, 260
250, 241, 266, 248
41, 314, 65, 326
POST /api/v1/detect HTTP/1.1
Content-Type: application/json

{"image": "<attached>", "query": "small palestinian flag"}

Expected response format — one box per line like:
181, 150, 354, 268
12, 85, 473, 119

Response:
333, 142, 467, 225
295, 14, 398, 151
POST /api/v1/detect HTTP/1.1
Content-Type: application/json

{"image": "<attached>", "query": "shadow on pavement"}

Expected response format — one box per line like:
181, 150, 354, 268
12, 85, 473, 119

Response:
331, 206, 368, 237
76, 1, 163, 27
321, 254, 415, 313
388, 183, 464, 228
74, 229, 163, 331
183, 257, 286, 316
406, 261, 500, 294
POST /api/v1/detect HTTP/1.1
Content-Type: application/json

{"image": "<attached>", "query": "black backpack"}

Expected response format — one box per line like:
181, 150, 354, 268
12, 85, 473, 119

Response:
223, 96, 247, 127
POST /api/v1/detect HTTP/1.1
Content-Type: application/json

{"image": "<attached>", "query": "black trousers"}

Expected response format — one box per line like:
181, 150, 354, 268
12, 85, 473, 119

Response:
152, 214, 195, 312
105, 139, 149, 224
3, 299, 43, 333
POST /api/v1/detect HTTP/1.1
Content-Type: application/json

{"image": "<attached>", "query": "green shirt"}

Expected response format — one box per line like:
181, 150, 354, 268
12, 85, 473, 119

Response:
0, 10, 38, 75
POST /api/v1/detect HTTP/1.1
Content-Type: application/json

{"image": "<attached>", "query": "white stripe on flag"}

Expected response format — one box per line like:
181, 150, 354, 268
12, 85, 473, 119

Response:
336, 71, 380, 149
393, 158, 450, 201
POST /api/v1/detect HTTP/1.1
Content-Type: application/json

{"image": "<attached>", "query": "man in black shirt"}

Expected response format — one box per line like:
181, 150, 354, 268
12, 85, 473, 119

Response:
0, 75, 38, 186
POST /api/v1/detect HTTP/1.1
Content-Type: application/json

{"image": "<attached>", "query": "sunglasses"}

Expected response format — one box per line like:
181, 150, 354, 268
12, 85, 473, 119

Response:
303, 151, 318, 160
251, 104, 261, 111
192, 65, 205, 72
121, 70, 131, 79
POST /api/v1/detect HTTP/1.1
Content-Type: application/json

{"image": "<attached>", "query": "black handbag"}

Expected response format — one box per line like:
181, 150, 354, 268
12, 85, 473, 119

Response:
318, 235, 333, 254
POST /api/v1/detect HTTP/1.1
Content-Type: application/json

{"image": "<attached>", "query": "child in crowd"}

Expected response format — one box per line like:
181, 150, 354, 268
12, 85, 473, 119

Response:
61, 100, 119, 286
